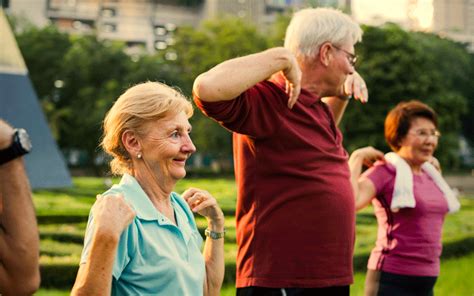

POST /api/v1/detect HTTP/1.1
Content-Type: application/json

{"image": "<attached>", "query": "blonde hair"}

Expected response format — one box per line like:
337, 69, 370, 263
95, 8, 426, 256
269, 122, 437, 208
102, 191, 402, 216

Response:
101, 81, 193, 175
284, 7, 363, 61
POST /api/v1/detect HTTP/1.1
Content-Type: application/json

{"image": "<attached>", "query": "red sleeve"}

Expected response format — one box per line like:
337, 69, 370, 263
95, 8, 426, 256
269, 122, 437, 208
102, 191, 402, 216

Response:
193, 80, 288, 138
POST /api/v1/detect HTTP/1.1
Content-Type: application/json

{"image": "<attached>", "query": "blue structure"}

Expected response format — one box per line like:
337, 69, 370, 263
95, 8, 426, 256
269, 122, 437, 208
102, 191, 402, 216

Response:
0, 9, 71, 188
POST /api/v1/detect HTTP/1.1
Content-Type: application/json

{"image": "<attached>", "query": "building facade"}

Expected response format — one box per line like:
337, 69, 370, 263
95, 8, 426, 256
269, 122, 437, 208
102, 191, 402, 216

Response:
432, 0, 474, 51
4, 0, 351, 53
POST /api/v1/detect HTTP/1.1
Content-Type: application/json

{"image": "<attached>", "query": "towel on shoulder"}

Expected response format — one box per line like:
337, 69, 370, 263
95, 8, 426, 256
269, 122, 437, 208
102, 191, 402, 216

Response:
384, 152, 460, 213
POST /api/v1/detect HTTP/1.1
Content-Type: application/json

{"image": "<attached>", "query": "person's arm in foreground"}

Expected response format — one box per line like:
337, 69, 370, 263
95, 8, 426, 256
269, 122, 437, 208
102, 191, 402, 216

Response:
0, 120, 40, 295
193, 47, 302, 109
348, 146, 384, 210
323, 71, 369, 126
183, 188, 225, 296
71, 194, 135, 296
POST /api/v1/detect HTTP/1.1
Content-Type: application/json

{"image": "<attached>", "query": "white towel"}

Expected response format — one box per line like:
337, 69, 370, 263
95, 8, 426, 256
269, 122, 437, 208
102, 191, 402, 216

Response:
385, 152, 460, 213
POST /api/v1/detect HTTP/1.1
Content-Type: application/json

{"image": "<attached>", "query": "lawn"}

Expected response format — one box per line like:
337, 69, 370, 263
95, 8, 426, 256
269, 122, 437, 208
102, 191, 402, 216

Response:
33, 177, 474, 294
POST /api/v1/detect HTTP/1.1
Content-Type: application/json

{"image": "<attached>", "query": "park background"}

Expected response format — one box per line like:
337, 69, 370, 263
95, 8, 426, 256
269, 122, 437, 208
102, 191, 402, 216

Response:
3, 0, 474, 294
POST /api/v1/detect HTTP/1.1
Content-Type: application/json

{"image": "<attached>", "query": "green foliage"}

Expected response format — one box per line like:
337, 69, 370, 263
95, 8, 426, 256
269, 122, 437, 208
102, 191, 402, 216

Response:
173, 17, 270, 89
15, 26, 71, 100
13, 18, 473, 170
57, 37, 130, 160
14, 25, 72, 139
170, 17, 270, 156
267, 13, 291, 47
342, 24, 472, 168
40, 264, 78, 289
124, 54, 183, 87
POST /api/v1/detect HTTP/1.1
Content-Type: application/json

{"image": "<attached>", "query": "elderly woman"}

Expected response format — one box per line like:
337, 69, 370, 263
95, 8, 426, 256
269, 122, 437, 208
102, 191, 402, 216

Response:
71, 82, 225, 295
349, 100, 460, 296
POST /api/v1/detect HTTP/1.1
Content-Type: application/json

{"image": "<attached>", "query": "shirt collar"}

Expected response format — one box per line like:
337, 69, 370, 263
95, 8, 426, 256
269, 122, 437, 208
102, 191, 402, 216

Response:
117, 174, 178, 224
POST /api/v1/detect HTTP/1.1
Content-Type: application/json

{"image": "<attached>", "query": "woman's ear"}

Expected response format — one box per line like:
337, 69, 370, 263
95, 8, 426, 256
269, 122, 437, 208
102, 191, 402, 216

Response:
122, 130, 141, 159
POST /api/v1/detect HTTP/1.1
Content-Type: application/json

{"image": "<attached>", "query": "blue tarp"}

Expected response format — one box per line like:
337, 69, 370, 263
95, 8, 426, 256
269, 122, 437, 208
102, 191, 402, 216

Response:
0, 73, 72, 188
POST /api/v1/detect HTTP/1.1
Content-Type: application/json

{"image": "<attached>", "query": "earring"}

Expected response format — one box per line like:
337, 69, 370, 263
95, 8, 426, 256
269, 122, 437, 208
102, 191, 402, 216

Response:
137, 152, 142, 159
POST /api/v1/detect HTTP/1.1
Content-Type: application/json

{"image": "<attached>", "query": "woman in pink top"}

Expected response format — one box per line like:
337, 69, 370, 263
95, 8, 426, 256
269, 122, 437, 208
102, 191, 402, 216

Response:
349, 100, 448, 296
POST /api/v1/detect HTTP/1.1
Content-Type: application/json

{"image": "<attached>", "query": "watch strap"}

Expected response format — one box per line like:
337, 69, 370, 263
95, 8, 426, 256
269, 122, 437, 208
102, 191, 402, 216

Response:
204, 228, 225, 240
0, 129, 29, 165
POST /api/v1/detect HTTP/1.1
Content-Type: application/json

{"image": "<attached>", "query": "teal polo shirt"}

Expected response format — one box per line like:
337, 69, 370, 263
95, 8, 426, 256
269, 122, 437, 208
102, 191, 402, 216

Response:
80, 174, 205, 295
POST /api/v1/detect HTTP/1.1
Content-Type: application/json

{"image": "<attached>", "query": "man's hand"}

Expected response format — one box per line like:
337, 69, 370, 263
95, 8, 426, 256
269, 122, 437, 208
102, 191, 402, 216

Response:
340, 71, 368, 103
92, 194, 136, 239
282, 53, 302, 109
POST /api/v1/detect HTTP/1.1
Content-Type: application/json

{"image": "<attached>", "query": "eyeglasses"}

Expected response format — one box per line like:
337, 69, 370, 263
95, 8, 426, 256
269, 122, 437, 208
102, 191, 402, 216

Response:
332, 44, 358, 67
409, 129, 441, 140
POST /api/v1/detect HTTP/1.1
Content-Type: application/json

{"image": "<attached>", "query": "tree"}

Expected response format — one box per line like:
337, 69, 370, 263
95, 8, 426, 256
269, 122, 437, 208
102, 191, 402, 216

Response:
170, 17, 270, 159
15, 25, 72, 138
13, 17, 472, 171
55, 36, 132, 167
342, 24, 469, 168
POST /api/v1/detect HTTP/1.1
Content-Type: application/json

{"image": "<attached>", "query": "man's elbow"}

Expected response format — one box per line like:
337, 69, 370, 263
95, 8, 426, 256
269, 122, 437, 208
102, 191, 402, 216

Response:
193, 73, 219, 102
23, 269, 40, 295
4, 270, 40, 296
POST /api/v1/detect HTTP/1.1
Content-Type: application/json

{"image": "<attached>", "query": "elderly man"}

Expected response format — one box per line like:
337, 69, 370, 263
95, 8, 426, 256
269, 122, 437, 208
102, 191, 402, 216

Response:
193, 8, 367, 296
0, 119, 40, 295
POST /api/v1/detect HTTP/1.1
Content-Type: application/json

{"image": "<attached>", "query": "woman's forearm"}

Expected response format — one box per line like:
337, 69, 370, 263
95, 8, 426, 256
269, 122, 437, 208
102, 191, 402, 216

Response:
349, 151, 365, 205
348, 148, 379, 211
203, 219, 225, 296
71, 230, 119, 296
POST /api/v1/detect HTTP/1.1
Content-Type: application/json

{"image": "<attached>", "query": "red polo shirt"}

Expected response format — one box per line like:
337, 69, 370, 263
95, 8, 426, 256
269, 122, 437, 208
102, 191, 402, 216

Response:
194, 76, 355, 288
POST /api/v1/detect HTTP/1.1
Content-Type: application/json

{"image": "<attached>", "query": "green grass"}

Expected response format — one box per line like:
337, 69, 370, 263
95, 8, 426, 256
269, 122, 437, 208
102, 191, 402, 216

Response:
434, 252, 474, 295
38, 251, 474, 296
35, 289, 70, 296
219, 253, 474, 296
32, 177, 474, 293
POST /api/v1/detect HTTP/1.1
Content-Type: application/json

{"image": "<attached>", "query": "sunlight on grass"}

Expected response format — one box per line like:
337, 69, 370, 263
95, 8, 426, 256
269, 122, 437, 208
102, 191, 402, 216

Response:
35, 289, 70, 296
33, 177, 474, 294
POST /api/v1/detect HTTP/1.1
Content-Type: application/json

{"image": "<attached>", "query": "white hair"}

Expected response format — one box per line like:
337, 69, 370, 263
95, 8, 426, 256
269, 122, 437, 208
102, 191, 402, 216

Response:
284, 7, 363, 61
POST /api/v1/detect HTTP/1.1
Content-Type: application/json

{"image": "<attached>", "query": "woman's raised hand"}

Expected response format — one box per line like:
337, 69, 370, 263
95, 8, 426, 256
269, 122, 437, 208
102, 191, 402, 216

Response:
92, 194, 136, 239
352, 146, 385, 168
182, 188, 224, 226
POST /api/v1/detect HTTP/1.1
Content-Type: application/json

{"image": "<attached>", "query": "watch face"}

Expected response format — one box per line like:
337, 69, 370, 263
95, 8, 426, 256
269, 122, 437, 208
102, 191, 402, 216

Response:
17, 129, 32, 152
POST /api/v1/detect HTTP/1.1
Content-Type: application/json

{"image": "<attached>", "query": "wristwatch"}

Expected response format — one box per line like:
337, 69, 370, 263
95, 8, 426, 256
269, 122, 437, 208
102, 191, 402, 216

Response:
204, 228, 225, 240
0, 128, 32, 165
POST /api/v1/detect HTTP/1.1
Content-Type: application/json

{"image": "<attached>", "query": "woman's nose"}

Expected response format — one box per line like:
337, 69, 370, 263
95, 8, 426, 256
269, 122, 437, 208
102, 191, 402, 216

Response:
182, 134, 196, 154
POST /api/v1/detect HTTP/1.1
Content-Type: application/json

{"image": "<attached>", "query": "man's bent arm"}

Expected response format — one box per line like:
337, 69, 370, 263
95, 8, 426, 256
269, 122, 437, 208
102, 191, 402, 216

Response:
0, 157, 40, 294
193, 47, 301, 106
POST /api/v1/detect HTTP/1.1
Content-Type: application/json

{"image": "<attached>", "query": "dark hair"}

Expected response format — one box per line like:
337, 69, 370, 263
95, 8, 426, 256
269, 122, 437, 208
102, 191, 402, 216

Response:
384, 100, 438, 152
